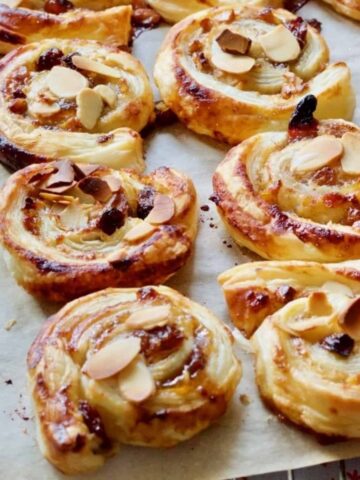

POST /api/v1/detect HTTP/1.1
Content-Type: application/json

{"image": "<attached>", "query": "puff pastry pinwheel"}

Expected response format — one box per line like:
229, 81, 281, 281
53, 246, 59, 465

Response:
219, 260, 360, 438
0, 2, 132, 54
212, 95, 360, 262
0, 160, 197, 301
27, 285, 241, 474
0, 38, 154, 171
320, 0, 360, 21
154, 6, 354, 144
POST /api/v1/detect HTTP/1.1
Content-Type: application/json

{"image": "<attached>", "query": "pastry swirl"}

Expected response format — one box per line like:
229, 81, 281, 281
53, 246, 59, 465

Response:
0, 38, 154, 171
154, 6, 354, 144
213, 99, 360, 262
0, 3, 132, 54
219, 260, 360, 438
320, 0, 360, 21
27, 285, 241, 474
0, 160, 197, 301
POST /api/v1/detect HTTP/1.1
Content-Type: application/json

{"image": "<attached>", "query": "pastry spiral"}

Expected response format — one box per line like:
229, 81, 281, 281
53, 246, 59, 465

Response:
0, 160, 197, 301
0, 38, 154, 171
219, 259, 360, 438
213, 98, 360, 262
154, 6, 354, 144
0, 3, 132, 54
320, 0, 360, 21
27, 285, 241, 474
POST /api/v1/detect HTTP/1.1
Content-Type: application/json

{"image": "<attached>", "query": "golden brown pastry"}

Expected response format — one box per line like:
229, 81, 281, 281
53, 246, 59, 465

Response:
213, 95, 360, 262
219, 259, 360, 438
154, 6, 355, 144
0, 2, 132, 54
320, 0, 360, 21
27, 285, 241, 474
0, 160, 197, 301
0, 38, 154, 171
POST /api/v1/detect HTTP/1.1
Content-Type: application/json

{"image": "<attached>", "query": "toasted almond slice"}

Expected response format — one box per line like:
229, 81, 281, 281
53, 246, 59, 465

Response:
94, 85, 117, 108
123, 222, 156, 242
47, 66, 89, 99
291, 135, 344, 173
126, 305, 170, 329
259, 25, 300, 63
102, 174, 122, 193
341, 132, 360, 175
59, 200, 88, 230
42, 182, 76, 195
145, 194, 175, 225
29, 101, 60, 117
339, 297, 360, 340
72, 55, 122, 79
83, 337, 141, 380
216, 29, 251, 55
78, 176, 112, 202
44, 160, 75, 189
211, 41, 255, 74
39, 192, 74, 204
322, 281, 354, 297
118, 356, 155, 403
76, 88, 103, 130
73, 163, 100, 180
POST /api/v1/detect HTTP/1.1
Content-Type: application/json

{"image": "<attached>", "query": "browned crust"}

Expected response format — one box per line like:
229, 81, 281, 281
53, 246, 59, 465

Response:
0, 134, 49, 171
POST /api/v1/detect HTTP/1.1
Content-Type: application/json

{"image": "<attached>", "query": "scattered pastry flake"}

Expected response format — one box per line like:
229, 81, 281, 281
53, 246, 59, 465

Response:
216, 29, 251, 55
83, 337, 141, 380
4, 319, 16, 331
126, 305, 170, 329
72, 55, 122, 78
94, 85, 117, 108
145, 194, 175, 224
47, 66, 89, 98
123, 222, 156, 242
259, 25, 300, 62
76, 88, 103, 130
239, 394, 251, 406
118, 356, 155, 403
291, 135, 343, 173
341, 132, 360, 175
211, 41, 255, 74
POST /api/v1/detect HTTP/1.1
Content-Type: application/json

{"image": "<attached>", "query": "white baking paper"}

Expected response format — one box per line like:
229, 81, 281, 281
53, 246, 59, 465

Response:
1, 4, 360, 478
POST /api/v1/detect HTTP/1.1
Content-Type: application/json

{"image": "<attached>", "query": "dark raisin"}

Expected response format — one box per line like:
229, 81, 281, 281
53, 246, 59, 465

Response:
44, 0, 74, 14
288, 94, 319, 140
137, 186, 155, 219
131, 8, 161, 28
209, 193, 220, 205
37, 48, 64, 71
12, 88, 26, 99
78, 400, 111, 449
307, 18, 322, 32
276, 285, 296, 303
283, 0, 309, 12
200, 205, 210, 211
137, 287, 158, 301
98, 208, 125, 235
62, 52, 80, 70
8, 98, 27, 114
286, 17, 307, 49
320, 333, 354, 357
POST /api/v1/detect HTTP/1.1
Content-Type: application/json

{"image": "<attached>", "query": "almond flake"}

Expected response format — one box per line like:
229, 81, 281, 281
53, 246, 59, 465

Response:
102, 175, 122, 193
42, 182, 76, 194
73, 163, 100, 180
291, 135, 343, 173
341, 132, 360, 175
78, 176, 112, 202
94, 85, 117, 108
118, 356, 155, 403
211, 40, 255, 74
322, 281, 354, 297
259, 25, 300, 62
76, 88, 103, 130
47, 66, 89, 99
339, 297, 360, 340
123, 222, 156, 242
44, 160, 75, 189
72, 55, 122, 78
39, 192, 74, 204
145, 194, 175, 225
59, 200, 88, 230
126, 305, 170, 329
216, 29, 251, 55
29, 101, 60, 117
83, 337, 141, 380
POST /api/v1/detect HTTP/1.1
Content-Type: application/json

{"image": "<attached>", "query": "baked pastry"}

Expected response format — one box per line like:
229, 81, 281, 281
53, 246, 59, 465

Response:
27, 285, 241, 474
0, 3, 132, 54
219, 259, 360, 438
0, 160, 197, 301
154, 6, 355, 144
147, 0, 282, 24
0, 38, 154, 171
320, 0, 360, 21
213, 95, 360, 262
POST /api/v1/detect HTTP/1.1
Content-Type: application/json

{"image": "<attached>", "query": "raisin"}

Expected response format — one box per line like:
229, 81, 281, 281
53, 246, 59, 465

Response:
78, 400, 111, 449
137, 186, 155, 219
283, 0, 309, 12
307, 18, 322, 32
98, 208, 125, 235
320, 333, 354, 357
44, 0, 74, 14
131, 8, 161, 28
8, 98, 27, 114
62, 52, 80, 70
288, 94, 319, 140
36, 48, 64, 71
286, 17, 307, 49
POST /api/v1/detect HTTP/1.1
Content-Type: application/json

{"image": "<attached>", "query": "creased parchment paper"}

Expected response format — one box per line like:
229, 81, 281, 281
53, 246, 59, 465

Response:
1, 4, 360, 479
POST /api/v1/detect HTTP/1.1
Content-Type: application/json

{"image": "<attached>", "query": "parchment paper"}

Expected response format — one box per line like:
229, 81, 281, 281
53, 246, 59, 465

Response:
1, 4, 360, 478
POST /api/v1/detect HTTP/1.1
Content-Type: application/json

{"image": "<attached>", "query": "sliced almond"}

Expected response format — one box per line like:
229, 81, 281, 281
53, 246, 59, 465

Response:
73, 163, 100, 180
76, 88, 103, 130
59, 200, 88, 230
102, 174, 122, 193
47, 66, 89, 99
78, 176, 112, 203
216, 29, 251, 55
123, 222, 156, 242
39, 192, 74, 204
44, 160, 75, 189
341, 132, 360, 175
83, 337, 141, 380
291, 135, 344, 173
322, 281, 354, 297
145, 194, 175, 225
126, 305, 170, 329
307, 291, 333, 317
338, 297, 360, 340
211, 41, 255, 74
29, 101, 60, 117
259, 25, 300, 63
118, 356, 155, 403
72, 55, 122, 79
94, 85, 117, 108
42, 182, 76, 194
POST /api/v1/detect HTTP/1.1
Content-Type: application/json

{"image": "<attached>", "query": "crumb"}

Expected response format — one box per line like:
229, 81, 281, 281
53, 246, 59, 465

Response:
5, 379, 13, 385
200, 205, 210, 211
4, 319, 16, 331
240, 394, 251, 406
